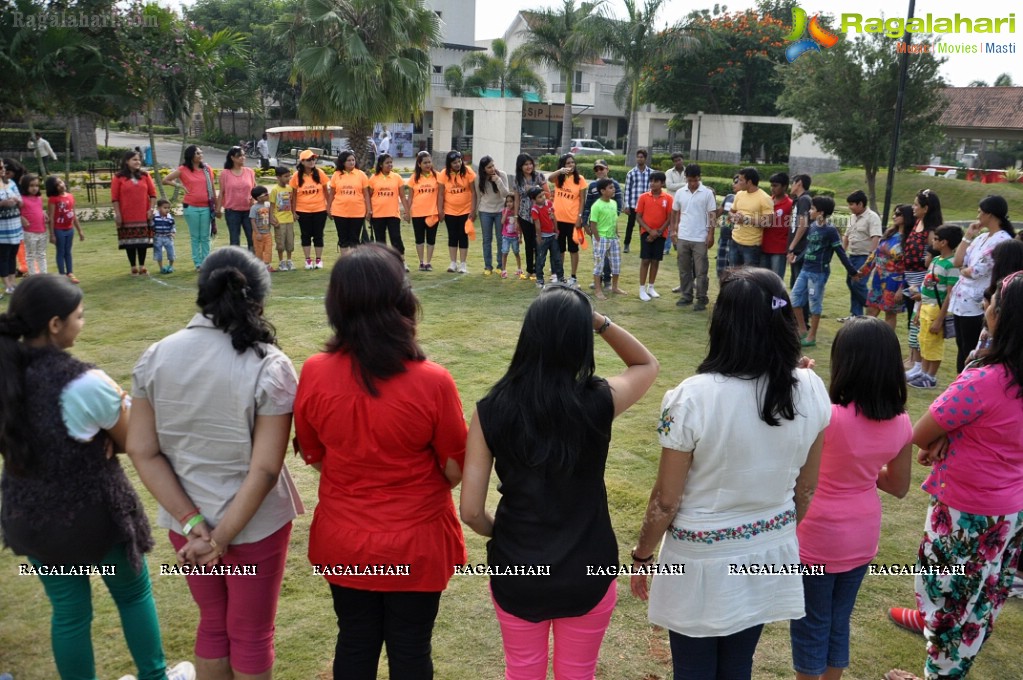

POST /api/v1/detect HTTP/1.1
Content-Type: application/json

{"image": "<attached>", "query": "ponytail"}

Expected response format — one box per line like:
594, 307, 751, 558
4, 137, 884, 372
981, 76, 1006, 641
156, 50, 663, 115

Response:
0, 314, 33, 476
196, 247, 277, 356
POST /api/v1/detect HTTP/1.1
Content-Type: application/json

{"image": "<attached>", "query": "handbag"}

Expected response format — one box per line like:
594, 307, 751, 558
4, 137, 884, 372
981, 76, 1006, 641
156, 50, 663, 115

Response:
203, 166, 218, 237
931, 271, 956, 339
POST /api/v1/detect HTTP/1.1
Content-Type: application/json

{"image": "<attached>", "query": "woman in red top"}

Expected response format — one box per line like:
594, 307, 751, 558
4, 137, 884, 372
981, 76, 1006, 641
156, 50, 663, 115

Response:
294, 243, 466, 680
111, 150, 157, 276
162, 145, 216, 271
216, 146, 257, 251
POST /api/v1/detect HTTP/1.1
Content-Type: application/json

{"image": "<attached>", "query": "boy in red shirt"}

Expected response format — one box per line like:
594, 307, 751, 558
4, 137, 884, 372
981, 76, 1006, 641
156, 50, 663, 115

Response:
763, 172, 794, 280
529, 186, 562, 288
635, 172, 673, 301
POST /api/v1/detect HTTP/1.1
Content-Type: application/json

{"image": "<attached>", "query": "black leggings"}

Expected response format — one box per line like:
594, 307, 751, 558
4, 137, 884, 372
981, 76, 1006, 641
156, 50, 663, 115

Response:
0, 243, 18, 277
124, 246, 148, 267
954, 314, 985, 373
412, 217, 438, 246
444, 213, 469, 249
297, 211, 327, 248
624, 210, 638, 246
518, 217, 537, 274
330, 584, 441, 680
334, 216, 365, 249
371, 217, 404, 254
557, 220, 580, 255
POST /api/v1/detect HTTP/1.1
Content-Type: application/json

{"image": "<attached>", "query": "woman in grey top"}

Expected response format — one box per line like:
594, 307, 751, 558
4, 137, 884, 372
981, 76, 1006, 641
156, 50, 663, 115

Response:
476, 155, 510, 275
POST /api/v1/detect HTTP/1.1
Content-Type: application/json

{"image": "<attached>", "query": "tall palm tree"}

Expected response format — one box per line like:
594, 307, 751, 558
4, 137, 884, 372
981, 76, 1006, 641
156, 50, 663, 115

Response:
442, 64, 472, 137
521, 0, 605, 152
603, 0, 697, 156
277, 0, 441, 168
462, 38, 546, 99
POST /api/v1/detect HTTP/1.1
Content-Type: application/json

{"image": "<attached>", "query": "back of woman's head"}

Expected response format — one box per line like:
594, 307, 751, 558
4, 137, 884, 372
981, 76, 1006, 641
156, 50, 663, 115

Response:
325, 243, 424, 395
917, 189, 943, 230
829, 317, 906, 420
0, 275, 84, 475
985, 271, 1023, 397
196, 247, 276, 355
985, 239, 1023, 300
486, 285, 598, 468
979, 194, 1015, 237
700, 268, 800, 426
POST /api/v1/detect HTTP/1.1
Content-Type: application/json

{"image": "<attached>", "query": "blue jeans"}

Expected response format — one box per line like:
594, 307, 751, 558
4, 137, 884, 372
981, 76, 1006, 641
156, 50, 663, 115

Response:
716, 227, 732, 280
846, 254, 869, 315
225, 208, 253, 250
790, 565, 869, 675
728, 243, 761, 268
535, 235, 563, 284
54, 228, 75, 274
183, 206, 212, 268
668, 624, 764, 680
153, 234, 175, 264
479, 210, 502, 271
765, 252, 787, 281
792, 269, 830, 316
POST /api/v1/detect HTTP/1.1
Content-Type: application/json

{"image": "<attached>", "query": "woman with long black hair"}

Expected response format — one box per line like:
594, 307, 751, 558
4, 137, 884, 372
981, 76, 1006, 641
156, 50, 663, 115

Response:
476, 155, 510, 276
903, 189, 943, 377
513, 153, 547, 280
437, 150, 477, 273
111, 149, 156, 275
368, 153, 406, 268
217, 146, 257, 250
289, 149, 330, 269
163, 145, 216, 271
406, 151, 441, 271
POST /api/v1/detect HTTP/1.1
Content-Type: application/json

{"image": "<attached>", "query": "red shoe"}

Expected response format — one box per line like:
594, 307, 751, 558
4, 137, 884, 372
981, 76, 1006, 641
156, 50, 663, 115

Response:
66, 273, 80, 284
888, 607, 925, 634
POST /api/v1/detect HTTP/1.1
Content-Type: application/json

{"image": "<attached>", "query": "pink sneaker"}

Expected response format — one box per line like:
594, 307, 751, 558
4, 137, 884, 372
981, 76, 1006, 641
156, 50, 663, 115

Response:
500, 270, 508, 279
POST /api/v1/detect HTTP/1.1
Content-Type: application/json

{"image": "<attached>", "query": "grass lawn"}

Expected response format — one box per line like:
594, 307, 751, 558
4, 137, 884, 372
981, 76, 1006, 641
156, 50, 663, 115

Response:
0, 219, 1020, 680
815, 169, 1023, 221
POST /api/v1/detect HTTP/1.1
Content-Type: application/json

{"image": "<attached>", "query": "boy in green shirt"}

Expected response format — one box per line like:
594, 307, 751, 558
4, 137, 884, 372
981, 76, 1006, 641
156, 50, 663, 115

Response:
588, 179, 626, 300
910, 224, 962, 388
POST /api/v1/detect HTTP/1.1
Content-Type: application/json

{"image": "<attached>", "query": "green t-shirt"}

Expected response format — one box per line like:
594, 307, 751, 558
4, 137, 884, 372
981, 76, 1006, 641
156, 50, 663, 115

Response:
920, 254, 959, 306
590, 198, 618, 238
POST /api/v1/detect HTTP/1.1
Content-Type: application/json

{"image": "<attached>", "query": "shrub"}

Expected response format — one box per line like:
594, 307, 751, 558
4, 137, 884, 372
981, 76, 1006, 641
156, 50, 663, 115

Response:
139, 125, 180, 135
97, 146, 134, 162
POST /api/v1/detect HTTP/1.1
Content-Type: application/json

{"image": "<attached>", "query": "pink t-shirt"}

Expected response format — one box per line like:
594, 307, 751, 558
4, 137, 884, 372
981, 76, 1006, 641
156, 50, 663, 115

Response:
21, 195, 46, 233
925, 365, 1023, 516
797, 404, 912, 572
179, 165, 212, 208
220, 167, 256, 212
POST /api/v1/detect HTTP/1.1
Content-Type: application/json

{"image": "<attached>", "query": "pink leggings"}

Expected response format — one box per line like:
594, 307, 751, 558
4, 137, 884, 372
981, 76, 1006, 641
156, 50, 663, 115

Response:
168, 522, 291, 675
491, 581, 617, 680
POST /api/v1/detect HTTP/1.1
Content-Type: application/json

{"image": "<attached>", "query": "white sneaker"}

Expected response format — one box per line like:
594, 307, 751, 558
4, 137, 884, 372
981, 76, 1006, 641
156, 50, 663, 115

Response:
905, 363, 922, 379
168, 661, 197, 680
551, 274, 559, 283
671, 285, 681, 293
315, 259, 324, 269
304, 259, 314, 270
279, 260, 286, 271
568, 275, 577, 287
647, 285, 660, 299
459, 262, 468, 274
639, 287, 651, 302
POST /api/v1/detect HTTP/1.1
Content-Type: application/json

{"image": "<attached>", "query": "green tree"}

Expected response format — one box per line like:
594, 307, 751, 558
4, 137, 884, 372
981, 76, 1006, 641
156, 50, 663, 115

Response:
778, 32, 947, 210
461, 38, 545, 99
277, 0, 441, 168
441, 65, 472, 137
602, 0, 697, 157
994, 73, 1014, 87
521, 0, 605, 152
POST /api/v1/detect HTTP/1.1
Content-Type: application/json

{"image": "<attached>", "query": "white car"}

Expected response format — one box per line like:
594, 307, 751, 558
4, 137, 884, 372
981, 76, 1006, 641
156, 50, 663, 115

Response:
558, 139, 610, 156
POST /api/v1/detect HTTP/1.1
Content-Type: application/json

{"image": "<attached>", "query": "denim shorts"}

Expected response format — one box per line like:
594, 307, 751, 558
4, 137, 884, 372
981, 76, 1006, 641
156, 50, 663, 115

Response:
790, 565, 868, 675
501, 235, 520, 255
791, 269, 829, 316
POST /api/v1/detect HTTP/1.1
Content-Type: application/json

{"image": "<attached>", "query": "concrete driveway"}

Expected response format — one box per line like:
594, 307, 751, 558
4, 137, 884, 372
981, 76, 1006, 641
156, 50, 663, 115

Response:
98, 131, 259, 170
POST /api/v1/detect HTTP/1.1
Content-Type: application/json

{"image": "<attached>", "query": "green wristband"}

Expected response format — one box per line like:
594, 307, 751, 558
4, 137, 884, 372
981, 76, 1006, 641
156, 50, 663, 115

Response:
183, 513, 205, 536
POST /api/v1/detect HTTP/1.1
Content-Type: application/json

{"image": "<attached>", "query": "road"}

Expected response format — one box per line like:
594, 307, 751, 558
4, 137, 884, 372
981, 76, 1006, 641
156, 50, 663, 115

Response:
97, 131, 260, 170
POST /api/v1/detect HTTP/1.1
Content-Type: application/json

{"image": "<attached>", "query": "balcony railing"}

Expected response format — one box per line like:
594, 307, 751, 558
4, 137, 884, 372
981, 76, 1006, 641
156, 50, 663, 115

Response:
551, 82, 591, 94
431, 74, 447, 88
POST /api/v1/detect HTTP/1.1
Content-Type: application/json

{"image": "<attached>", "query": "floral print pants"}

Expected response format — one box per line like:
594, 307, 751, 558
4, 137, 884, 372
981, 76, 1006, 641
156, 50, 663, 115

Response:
914, 498, 1023, 679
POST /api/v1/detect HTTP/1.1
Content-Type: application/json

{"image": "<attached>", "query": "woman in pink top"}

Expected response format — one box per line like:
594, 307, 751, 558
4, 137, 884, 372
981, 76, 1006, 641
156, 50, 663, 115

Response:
216, 146, 257, 250
162, 145, 216, 270
790, 316, 913, 680
886, 271, 1023, 680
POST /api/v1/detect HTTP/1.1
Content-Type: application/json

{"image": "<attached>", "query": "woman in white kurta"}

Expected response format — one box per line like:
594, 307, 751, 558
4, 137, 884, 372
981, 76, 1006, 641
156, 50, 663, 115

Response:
630, 267, 830, 680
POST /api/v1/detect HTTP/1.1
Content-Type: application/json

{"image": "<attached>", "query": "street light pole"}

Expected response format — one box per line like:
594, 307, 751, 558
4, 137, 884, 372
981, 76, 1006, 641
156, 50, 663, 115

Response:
695, 111, 704, 161
547, 100, 553, 156
881, 0, 916, 227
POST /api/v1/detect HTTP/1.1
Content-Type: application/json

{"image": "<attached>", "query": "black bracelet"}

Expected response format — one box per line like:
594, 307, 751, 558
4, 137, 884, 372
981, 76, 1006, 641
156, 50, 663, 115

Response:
631, 549, 655, 564
595, 315, 612, 335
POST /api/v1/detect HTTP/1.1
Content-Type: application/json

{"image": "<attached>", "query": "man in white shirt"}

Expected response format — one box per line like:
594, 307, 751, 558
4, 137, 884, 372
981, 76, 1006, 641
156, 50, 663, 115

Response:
378, 131, 391, 155
28, 133, 58, 161
665, 153, 686, 194
840, 189, 882, 321
256, 133, 270, 169
671, 164, 717, 311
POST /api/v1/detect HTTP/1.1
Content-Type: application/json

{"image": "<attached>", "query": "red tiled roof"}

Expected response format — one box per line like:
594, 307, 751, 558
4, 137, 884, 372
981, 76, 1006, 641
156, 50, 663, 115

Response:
940, 87, 1023, 130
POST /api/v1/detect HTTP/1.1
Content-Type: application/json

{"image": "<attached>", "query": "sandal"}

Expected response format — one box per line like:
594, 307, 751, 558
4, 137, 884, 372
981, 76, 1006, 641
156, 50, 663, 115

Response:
139, 266, 148, 275
884, 670, 922, 680
131, 266, 139, 276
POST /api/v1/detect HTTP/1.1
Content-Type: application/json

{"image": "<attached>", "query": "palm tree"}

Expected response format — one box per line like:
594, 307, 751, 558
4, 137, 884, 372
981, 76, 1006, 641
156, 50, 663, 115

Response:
521, 0, 606, 152
442, 65, 473, 138
277, 0, 441, 168
462, 38, 546, 99
603, 0, 698, 156
994, 73, 1014, 87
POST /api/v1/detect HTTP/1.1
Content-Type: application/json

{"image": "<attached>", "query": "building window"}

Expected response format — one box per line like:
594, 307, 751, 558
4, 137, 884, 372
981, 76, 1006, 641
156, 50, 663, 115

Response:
592, 118, 609, 138
435, 10, 442, 18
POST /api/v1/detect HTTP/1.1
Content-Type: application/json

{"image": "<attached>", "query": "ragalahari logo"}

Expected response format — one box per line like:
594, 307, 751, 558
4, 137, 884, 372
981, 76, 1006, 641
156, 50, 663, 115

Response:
785, 7, 840, 61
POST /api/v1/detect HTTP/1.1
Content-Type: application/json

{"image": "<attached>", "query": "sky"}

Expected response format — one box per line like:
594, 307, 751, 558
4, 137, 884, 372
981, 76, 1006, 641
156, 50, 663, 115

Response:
475, 0, 1022, 87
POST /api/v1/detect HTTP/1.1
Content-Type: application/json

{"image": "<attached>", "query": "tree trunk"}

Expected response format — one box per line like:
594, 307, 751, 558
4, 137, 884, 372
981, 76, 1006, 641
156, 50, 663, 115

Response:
350, 121, 374, 172
64, 124, 72, 184
626, 80, 639, 158
148, 102, 167, 201
865, 167, 878, 214
560, 69, 573, 154
104, 122, 109, 148
22, 97, 47, 175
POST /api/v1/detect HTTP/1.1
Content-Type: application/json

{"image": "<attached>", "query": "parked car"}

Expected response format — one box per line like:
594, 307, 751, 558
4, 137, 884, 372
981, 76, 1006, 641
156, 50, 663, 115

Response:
557, 138, 610, 156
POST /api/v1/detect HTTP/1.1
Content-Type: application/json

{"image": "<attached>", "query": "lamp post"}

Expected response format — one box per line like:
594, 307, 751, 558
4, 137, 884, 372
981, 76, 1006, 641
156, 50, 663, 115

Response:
547, 100, 553, 155
695, 111, 704, 161
881, 0, 917, 227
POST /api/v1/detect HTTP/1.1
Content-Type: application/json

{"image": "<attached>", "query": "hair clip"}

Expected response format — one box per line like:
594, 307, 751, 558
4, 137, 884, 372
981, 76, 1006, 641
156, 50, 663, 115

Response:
771, 296, 788, 310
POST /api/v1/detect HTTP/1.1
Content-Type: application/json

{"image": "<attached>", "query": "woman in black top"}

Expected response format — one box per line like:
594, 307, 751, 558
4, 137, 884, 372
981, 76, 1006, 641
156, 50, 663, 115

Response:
461, 285, 658, 678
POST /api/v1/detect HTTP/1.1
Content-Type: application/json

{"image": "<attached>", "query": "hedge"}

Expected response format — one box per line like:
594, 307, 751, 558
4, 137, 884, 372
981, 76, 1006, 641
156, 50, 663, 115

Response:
0, 128, 68, 153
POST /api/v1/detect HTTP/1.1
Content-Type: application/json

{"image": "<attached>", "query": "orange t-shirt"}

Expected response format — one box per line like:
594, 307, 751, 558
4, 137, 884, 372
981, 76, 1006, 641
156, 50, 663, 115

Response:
636, 191, 674, 238
369, 172, 405, 219
438, 167, 476, 216
552, 175, 588, 224
289, 169, 329, 214
407, 173, 440, 218
329, 169, 369, 218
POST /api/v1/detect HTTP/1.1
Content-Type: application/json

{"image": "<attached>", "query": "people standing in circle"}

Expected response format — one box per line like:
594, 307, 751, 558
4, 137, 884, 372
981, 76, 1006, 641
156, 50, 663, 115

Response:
475, 155, 510, 276
548, 153, 588, 286
461, 286, 658, 680
949, 195, 1015, 373
328, 150, 370, 256
903, 189, 943, 377
294, 244, 467, 680
289, 150, 330, 270
631, 268, 830, 680
0, 275, 195, 680
437, 150, 477, 274
406, 151, 440, 271
513, 153, 547, 280
368, 153, 406, 269
162, 145, 217, 271
217, 146, 257, 251
111, 150, 156, 276
128, 247, 301, 680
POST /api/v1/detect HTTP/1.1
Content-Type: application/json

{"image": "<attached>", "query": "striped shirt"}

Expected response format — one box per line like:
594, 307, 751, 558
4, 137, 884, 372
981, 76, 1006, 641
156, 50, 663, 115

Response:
0, 179, 23, 245
920, 255, 959, 306
624, 165, 651, 209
